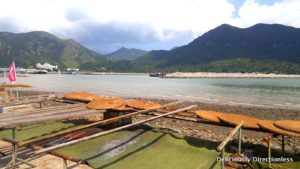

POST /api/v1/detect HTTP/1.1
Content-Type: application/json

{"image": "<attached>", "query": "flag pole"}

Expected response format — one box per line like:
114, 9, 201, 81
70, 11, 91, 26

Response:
13, 62, 19, 102
8, 61, 18, 102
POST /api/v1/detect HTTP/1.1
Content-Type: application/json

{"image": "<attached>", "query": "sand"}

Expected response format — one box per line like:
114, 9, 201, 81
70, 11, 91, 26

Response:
165, 72, 300, 78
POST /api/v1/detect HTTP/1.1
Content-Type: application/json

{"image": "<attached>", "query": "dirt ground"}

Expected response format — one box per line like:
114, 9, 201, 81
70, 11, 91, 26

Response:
0, 140, 11, 149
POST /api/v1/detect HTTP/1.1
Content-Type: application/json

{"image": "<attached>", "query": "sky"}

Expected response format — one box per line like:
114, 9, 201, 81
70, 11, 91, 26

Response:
0, 0, 299, 54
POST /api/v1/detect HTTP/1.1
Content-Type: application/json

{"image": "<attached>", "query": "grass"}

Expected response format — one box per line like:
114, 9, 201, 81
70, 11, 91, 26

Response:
58, 128, 222, 169
0, 121, 79, 141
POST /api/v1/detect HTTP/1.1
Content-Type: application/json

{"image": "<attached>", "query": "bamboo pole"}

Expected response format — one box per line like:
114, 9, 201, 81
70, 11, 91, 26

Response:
2, 138, 81, 163
282, 135, 285, 155
1, 109, 102, 129
0, 105, 87, 123
238, 127, 242, 155
34, 105, 196, 155
268, 138, 271, 168
12, 128, 16, 169
17, 101, 182, 147
221, 148, 225, 169
0, 98, 48, 108
0, 94, 60, 108
63, 159, 68, 169
0, 103, 84, 118
146, 112, 199, 122
9, 94, 54, 100
217, 121, 244, 152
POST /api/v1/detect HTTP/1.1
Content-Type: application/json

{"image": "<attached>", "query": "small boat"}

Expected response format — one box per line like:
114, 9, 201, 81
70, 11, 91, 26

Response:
149, 73, 158, 77
149, 72, 166, 77
27, 69, 48, 74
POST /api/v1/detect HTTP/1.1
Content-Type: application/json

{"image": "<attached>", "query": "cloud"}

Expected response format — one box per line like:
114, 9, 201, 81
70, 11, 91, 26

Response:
0, 0, 299, 53
64, 8, 87, 22
233, 0, 300, 27
0, 17, 22, 32
53, 20, 194, 53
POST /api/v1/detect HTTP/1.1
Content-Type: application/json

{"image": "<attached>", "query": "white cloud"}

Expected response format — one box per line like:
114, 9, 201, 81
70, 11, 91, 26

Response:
0, 0, 235, 39
234, 0, 300, 28
0, 0, 299, 52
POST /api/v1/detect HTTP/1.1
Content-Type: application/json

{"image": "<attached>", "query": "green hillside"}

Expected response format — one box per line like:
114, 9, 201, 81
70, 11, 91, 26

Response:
0, 31, 107, 69
105, 47, 147, 61
134, 24, 300, 73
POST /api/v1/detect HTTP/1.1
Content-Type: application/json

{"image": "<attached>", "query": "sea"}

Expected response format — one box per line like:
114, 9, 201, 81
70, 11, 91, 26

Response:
6, 74, 300, 110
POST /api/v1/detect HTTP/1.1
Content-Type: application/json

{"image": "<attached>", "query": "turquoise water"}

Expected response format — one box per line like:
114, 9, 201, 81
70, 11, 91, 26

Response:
7, 74, 300, 110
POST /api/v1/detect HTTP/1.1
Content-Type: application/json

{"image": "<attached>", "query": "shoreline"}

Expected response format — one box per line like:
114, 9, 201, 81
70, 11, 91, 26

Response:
13, 90, 300, 120
2, 71, 300, 78
164, 72, 300, 78
52, 72, 148, 75
12, 88, 300, 111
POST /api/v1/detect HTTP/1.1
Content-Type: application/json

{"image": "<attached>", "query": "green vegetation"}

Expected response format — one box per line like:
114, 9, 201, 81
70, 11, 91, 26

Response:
105, 47, 147, 61
160, 58, 300, 74
0, 31, 106, 69
58, 128, 222, 169
0, 121, 78, 141
58, 128, 300, 169
131, 23, 300, 73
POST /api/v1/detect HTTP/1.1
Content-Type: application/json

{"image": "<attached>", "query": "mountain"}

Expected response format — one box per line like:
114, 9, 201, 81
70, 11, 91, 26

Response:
0, 31, 107, 69
135, 23, 300, 73
2, 24, 300, 73
105, 47, 147, 60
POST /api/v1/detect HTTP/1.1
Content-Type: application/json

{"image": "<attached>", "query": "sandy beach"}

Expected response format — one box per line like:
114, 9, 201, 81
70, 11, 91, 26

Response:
165, 72, 300, 78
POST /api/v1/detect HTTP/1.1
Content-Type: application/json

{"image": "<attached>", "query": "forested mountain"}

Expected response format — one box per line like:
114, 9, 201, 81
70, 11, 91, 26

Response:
1, 23, 300, 73
0, 31, 107, 69
105, 47, 147, 60
134, 24, 300, 73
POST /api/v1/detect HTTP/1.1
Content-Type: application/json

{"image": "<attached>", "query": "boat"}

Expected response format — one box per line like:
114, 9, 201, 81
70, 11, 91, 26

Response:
29, 70, 48, 74
149, 72, 166, 77
25, 69, 47, 74
67, 68, 79, 74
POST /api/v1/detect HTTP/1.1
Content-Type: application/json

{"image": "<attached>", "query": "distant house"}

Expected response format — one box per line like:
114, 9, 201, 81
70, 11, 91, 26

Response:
36, 63, 58, 71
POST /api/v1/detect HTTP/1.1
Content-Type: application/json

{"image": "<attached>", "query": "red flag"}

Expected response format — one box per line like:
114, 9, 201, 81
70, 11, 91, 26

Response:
8, 61, 16, 84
